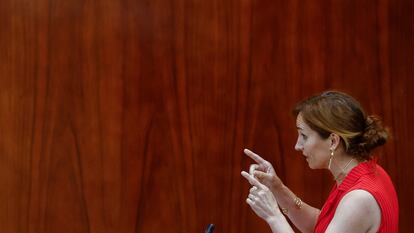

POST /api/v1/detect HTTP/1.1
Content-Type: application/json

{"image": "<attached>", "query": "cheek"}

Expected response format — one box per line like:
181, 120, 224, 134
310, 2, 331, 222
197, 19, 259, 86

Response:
303, 140, 316, 154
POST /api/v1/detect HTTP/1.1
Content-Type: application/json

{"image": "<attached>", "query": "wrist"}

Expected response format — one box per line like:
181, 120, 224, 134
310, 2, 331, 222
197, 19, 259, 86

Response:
279, 195, 303, 215
266, 213, 294, 233
266, 211, 286, 226
270, 176, 284, 191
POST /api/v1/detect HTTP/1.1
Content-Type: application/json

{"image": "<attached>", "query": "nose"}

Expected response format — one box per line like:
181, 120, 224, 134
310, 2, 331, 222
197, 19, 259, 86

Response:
295, 138, 303, 151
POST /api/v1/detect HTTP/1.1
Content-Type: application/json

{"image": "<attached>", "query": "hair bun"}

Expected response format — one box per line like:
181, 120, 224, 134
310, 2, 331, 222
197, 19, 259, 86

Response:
359, 115, 388, 153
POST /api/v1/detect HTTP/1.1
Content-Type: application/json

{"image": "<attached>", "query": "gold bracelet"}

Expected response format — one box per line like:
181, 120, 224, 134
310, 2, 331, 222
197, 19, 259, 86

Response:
294, 196, 303, 209
280, 196, 302, 215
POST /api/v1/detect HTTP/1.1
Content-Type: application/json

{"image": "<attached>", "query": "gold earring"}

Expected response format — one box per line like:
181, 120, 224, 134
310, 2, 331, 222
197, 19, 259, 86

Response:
328, 149, 334, 169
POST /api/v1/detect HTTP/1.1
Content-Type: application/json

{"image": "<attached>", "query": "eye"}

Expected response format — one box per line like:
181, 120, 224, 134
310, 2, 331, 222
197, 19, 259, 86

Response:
301, 133, 308, 140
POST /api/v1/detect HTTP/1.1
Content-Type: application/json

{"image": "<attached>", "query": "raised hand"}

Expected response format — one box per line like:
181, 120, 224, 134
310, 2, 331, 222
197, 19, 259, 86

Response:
244, 149, 283, 189
241, 171, 282, 221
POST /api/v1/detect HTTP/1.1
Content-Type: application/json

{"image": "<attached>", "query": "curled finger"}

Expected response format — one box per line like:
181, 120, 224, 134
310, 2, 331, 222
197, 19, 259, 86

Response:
246, 197, 254, 205
249, 164, 259, 176
248, 193, 257, 201
250, 186, 258, 194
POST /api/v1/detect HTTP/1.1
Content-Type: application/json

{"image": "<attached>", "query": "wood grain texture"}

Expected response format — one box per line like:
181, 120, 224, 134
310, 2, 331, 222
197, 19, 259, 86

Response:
0, 0, 413, 232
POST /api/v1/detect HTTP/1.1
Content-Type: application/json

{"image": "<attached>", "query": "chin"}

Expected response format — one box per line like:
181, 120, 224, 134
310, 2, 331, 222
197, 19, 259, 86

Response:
307, 161, 322, 170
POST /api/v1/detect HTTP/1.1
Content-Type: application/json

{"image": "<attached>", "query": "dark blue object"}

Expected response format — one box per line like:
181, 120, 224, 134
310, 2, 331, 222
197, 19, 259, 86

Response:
205, 224, 215, 233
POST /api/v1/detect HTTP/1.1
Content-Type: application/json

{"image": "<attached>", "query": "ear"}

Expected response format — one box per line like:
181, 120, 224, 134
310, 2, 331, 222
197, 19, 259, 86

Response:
329, 133, 341, 150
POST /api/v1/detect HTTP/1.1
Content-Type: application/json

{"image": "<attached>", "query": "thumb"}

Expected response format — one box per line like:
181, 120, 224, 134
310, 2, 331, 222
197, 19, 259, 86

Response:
253, 171, 270, 180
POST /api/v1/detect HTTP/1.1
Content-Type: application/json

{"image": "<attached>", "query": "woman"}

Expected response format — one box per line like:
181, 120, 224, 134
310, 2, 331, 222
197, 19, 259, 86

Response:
241, 91, 398, 233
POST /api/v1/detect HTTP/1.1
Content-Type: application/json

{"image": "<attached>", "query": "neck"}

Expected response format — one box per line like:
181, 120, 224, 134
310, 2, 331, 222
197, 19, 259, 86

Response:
329, 155, 359, 185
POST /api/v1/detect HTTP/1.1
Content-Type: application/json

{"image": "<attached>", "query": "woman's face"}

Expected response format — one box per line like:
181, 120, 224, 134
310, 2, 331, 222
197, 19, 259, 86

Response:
294, 113, 332, 169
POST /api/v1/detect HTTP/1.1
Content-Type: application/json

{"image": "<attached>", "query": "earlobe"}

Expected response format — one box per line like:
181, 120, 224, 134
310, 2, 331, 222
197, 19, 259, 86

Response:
330, 133, 340, 150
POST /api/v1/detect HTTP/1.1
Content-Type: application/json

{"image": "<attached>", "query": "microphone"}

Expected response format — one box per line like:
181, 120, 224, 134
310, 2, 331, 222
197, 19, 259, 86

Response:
204, 224, 215, 233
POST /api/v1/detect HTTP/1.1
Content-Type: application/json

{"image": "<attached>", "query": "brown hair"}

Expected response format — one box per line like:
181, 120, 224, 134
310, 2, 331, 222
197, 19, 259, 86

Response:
293, 91, 388, 160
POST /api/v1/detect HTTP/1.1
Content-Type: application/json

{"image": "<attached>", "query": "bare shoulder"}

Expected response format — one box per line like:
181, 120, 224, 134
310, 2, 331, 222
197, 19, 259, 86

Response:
325, 189, 381, 233
341, 189, 380, 211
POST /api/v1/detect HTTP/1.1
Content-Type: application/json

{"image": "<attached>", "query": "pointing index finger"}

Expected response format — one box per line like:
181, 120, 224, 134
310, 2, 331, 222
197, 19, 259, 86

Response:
241, 171, 268, 191
244, 149, 267, 164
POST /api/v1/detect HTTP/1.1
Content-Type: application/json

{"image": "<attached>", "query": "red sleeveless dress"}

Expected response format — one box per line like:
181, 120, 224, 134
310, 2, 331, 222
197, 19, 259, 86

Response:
314, 161, 399, 233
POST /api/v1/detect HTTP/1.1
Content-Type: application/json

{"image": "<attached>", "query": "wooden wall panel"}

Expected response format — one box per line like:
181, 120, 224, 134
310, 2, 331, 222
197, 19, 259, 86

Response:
0, 0, 413, 232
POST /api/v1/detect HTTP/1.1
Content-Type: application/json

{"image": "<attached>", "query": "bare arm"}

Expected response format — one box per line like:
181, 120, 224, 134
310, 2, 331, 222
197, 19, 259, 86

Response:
270, 183, 320, 233
325, 190, 381, 233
